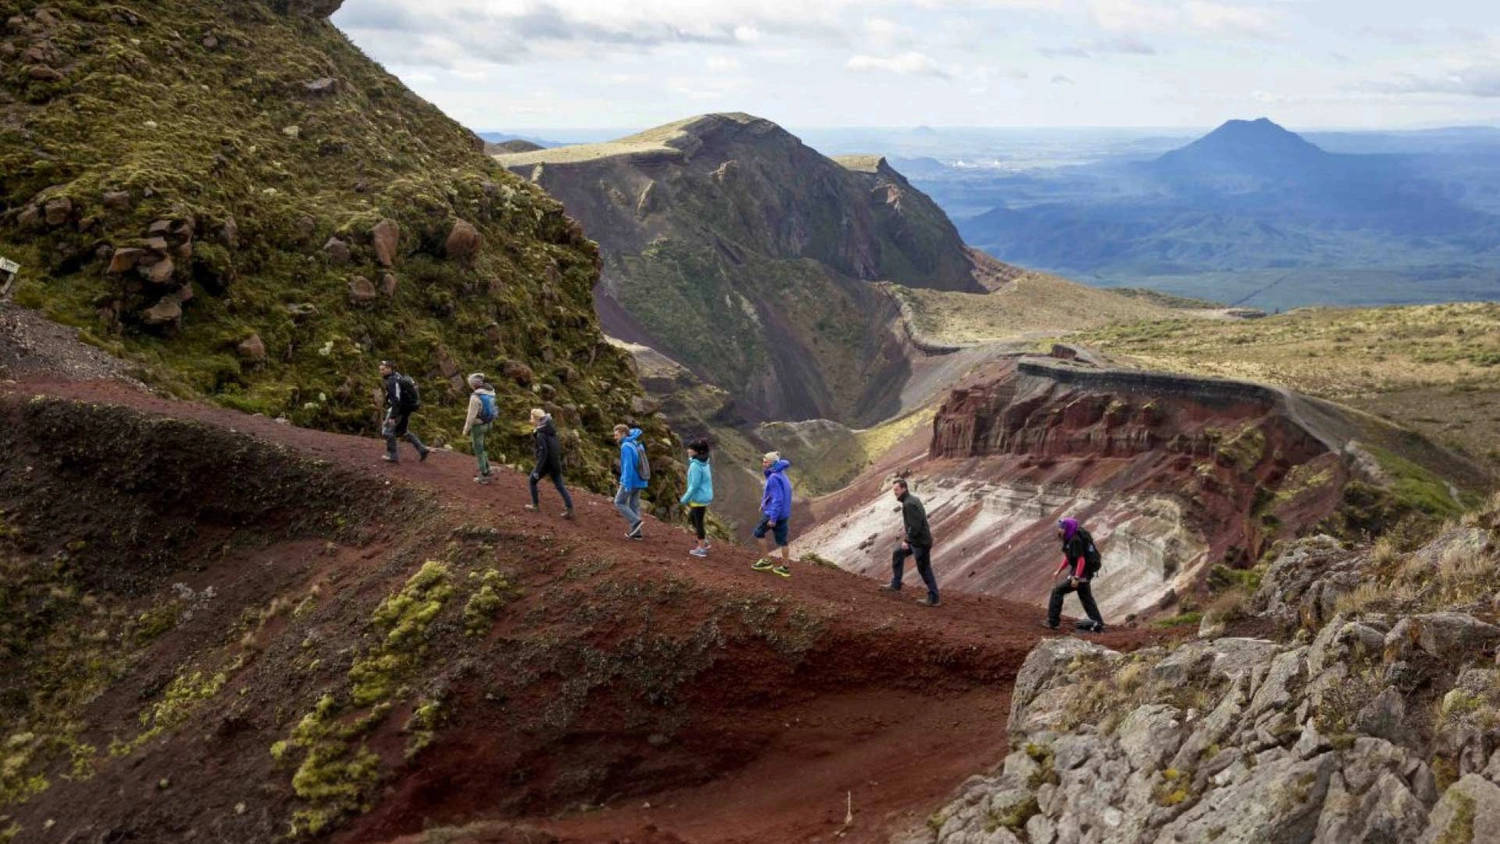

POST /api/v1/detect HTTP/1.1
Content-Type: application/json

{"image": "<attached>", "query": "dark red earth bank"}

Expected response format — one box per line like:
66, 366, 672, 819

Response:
0, 375, 1156, 844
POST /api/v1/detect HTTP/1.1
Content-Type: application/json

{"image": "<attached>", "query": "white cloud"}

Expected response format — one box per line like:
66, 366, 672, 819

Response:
846, 51, 950, 77
1363, 66, 1500, 98
707, 56, 745, 71
1090, 0, 1284, 41
1052, 73, 1075, 84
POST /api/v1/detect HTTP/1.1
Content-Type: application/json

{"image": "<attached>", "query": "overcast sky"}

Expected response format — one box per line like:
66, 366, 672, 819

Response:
331, 0, 1500, 132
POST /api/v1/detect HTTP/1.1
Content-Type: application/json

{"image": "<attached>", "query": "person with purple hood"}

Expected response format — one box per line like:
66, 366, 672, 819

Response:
751, 452, 794, 578
1042, 517, 1106, 633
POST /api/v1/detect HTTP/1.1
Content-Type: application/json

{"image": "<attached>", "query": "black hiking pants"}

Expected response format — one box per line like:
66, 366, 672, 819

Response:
892, 544, 939, 603
529, 470, 574, 510
384, 411, 426, 458
1048, 578, 1103, 628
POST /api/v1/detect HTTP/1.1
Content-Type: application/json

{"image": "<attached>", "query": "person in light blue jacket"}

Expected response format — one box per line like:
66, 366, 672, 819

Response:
680, 438, 714, 558
614, 424, 649, 540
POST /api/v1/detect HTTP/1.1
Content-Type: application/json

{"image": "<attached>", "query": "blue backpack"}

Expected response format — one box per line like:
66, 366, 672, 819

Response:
476, 392, 496, 424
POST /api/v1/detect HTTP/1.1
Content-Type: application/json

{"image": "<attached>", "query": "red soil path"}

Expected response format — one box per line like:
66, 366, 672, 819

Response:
8, 377, 1155, 844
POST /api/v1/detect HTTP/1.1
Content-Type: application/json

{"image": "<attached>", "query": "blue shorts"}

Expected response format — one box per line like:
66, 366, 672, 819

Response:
753, 517, 790, 547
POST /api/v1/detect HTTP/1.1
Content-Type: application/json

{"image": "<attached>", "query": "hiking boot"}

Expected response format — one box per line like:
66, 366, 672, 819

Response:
628, 521, 644, 539
751, 558, 776, 572
474, 476, 490, 485
1037, 621, 1060, 631
689, 548, 708, 558
419, 448, 430, 462
879, 583, 900, 592
561, 509, 575, 520
524, 504, 539, 512
771, 565, 792, 578
919, 596, 941, 607
381, 454, 398, 463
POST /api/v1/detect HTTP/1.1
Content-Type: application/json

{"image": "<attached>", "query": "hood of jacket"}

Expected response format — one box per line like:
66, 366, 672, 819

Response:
764, 458, 791, 477
1058, 518, 1079, 543
624, 428, 642, 444
535, 414, 555, 435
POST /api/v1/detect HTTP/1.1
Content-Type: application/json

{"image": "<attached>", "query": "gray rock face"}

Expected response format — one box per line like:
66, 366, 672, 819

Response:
276, 0, 344, 16
916, 531, 1500, 844
1419, 774, 1500, 844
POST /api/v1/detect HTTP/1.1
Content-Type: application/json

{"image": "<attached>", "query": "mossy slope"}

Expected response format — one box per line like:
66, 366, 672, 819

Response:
0, 0, 675, 500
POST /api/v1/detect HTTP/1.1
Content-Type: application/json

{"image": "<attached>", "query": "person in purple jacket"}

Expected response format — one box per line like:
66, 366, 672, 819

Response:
1042, 517, 1106, 633
751, 451, 794, 578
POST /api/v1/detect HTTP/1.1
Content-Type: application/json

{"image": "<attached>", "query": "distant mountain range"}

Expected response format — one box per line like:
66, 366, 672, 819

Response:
954, 119, 1500, 306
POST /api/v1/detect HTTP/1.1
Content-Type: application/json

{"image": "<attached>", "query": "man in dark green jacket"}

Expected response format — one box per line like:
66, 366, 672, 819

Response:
881, 478, 939, 607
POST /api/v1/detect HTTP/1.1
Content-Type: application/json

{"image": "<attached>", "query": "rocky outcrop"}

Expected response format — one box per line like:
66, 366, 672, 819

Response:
802, 354, 1351, 617
912, 518, 1500, 844
496, 112, 993, 424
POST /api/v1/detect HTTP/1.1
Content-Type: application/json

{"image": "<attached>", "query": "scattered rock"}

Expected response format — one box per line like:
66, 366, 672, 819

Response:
26, 65, 63, 82
630, 395, 661, 415
141, 297, 182, 326
380, 273, 397, 297
201, 34, 219, 49
304, 77, 338, 95
323, 237, 351, 264
144, 256, 175, 285
107, 248, 144, 274
43, 197, 74, 226
502, 360, 534, 386
237, 334, 267, 363
102, 191, 131, 211
347, 276, 377, 304
444, 220, 481, 266
282, 125, 300, 139
1419, 774, 1500, 843
286, 303, 319, 320
221, 216, 238, 248
1356, 688, 1408, 745
371, 218, 399, 267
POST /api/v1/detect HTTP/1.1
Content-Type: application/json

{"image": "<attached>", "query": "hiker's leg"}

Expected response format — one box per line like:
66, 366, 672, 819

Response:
891, 546, 910, 588
1047, 581, 1071, 628
613, 485, 633, 523
529, 474, 542, 507
690, 507, 706, 542
551, 473, 574, 511
384, 414, 400, 457
1078, 581, 1104, 625
628, 489, 643, 525
914, 545, 939, 603
403, 430, 426, 453
472, 423, 490, 476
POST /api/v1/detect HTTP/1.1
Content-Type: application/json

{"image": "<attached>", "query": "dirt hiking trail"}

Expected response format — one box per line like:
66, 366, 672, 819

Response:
4, 376, 1155, 844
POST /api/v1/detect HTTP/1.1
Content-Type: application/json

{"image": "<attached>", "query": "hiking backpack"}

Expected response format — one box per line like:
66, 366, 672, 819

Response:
1078, 527, 1103, 578
476, 392, 496, 424
396, 374, 421, 412
633, 441, 651, 481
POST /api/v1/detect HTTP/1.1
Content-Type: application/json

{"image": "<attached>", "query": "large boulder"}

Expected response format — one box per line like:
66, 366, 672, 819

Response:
1158, 751, 1337, 843
445, 220, 482, 267
1009, 637, 1119, 729
372, 218, 399, 267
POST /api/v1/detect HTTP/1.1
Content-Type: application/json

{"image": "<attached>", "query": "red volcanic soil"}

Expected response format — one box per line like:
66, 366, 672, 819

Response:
2, 376, 1155, 844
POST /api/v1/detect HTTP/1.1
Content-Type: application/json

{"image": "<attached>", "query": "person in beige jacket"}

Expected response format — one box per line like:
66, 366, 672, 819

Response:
461, 373, 497, 484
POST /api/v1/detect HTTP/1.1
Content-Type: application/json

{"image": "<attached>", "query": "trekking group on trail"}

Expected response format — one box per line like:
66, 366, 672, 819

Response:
376, 362, 1107, 628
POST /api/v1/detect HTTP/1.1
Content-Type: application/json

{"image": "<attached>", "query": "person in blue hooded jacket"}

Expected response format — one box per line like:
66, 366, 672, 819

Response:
751, 451, 793, 578
613, 424, 649, 540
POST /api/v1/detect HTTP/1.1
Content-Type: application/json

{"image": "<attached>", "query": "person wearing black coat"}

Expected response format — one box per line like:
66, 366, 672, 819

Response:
524, 408, 574, 518
880, 478, 940, 607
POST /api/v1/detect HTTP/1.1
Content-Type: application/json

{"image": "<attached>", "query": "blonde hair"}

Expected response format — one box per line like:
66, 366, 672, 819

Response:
529, 408, 546, 422
763, 451, 781, 463
613, 424, 630, 435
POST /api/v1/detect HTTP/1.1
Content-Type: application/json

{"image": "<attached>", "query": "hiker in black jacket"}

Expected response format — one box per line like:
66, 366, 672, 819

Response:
525, 408, 574, 519
880, 478, 940, 607
379, 360, 429, 464
1043, 517, 1106, 633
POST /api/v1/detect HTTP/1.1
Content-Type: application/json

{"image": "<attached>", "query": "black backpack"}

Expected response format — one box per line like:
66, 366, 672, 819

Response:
1078, 528, 1102, 578
397, 374, 421, 412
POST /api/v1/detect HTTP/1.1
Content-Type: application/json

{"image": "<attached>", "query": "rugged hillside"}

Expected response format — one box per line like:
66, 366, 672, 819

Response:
914, 500, 1500, 844
0, 378, 1126, 843
0, 0, 672, 500
801, 348, 1486, 618
497, 113, 1011, 424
